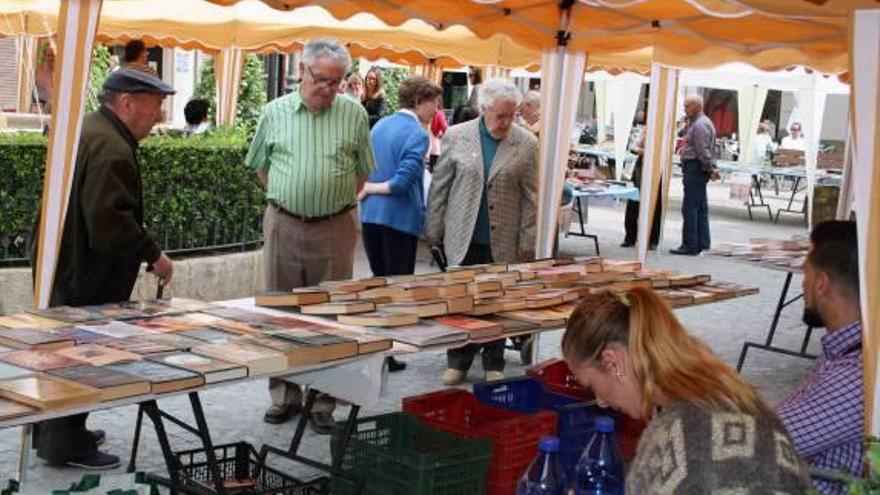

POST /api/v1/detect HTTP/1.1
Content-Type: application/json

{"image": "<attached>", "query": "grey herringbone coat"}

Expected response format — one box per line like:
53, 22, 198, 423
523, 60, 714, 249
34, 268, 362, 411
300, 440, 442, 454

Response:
425, 118, 538, 266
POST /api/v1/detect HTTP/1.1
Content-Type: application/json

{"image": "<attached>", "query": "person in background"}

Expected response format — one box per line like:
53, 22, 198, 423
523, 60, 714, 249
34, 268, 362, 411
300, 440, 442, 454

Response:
517, 90, 541, 136
562, 289, 810, 493
671, 94, 718, 256
763, 118, 777, 142
466, 66, 483, 108
452, 104, 480, 125
780, 122, 806, 151
33, 68, 176, 470
34, 46, 54, 113
428, 108, 448, 172
122, 40, 158, 77
359, 77, 443, 374
183, 99, 211, 136
343, 72, 364, 101
750, 122, 777, 165
246, 38, 375, 434
621, 132, 661, 250
426, 79, 537, 386
362, 67, 389, 128
775, 220, 863, 495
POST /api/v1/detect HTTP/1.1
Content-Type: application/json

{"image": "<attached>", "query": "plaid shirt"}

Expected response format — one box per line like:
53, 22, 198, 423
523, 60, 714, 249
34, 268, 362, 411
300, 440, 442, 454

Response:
775, 321, 863, 495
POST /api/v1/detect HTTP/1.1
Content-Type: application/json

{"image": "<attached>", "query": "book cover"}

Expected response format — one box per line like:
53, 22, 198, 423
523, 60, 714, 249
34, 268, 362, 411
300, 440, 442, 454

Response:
0, 313, 68, 330
193, 343, 288, 376
317, 281, 368, 294
0, 362, 35, 381
178, 328, 239, 344
138, 333, 206, 351
170, 313, 280, 335
259, 331, 359, 364
355, 277, 388, 288
0, 375, 100, 410
475, 272, 520, 288
479, 315, 540, 334
55, 344, 142, 366
503, 284, 544, 298
524, 292, 565, 309
53, 327, 113, 345
366, 322, 468, 347
0, 328, 75, 351
300, 300, 376, 315
0, 350, 81, 371
466, 299, 503, 316
668, 274, 712, 288
0, 397, 36, 421
77, 321, 152, 339
433, 315, 503, 337
98, 336, 179, 355
148, 352, 247, 383
107, 361, 204, 394
49, 364, 151, 401
28, 306, 104, 324
337, 312, 419, 327
127, 315, 204, 333
313, 327, 392, 354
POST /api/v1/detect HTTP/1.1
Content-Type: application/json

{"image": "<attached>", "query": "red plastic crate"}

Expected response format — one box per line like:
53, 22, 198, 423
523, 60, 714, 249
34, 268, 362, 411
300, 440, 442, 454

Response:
402, 389, 557, 495
527, 359, 647, 461
526, 358, 594, 400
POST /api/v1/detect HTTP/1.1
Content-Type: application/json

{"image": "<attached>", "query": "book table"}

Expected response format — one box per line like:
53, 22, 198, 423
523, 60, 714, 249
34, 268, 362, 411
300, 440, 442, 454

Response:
702, 255, 817, 372
1, 341, 386, 495
569, 184, 640, 255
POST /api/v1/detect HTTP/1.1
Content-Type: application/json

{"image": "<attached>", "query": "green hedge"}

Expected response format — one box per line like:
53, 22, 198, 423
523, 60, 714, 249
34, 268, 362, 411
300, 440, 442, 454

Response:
0, 130, 263, 265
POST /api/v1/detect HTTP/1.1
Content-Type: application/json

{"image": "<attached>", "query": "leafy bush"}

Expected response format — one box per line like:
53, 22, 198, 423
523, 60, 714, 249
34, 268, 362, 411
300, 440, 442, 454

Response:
86, 45, 112, 113
193, 53, 267, 137
0, 130, 263, 265
381, 67, 410, 113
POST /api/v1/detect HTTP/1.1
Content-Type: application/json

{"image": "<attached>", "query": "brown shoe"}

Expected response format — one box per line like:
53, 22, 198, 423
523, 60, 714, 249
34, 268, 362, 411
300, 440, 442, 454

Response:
263, 403, 302, 424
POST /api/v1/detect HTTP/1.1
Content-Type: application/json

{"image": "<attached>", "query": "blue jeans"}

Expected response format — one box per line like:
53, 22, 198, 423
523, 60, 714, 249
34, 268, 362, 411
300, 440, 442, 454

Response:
681, 159, 711, 251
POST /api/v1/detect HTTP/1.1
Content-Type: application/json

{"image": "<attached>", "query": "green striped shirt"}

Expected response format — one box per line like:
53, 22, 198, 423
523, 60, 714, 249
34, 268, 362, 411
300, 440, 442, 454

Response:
245, 91, 376, 216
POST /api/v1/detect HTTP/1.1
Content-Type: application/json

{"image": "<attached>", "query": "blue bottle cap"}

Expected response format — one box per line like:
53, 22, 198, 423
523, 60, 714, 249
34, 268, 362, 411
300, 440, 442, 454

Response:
595, 416, 615, 433
539, 436, 560, 452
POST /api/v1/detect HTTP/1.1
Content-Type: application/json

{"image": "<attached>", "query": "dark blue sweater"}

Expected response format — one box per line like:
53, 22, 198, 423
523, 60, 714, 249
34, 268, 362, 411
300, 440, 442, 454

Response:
359, 111, 429, 237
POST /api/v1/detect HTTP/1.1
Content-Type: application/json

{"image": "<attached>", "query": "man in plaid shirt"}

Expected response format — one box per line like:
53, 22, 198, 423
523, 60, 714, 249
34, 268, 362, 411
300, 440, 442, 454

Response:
775, 220, 863, 495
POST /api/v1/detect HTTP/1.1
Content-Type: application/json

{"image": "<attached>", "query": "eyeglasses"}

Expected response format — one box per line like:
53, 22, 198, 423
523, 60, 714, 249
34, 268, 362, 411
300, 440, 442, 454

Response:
306, 66, 343, 89
486, 109, 516, 122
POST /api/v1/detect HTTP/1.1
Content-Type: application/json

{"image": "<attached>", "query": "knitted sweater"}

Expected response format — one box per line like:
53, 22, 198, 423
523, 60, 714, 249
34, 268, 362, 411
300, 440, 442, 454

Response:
627, 400, 810, 494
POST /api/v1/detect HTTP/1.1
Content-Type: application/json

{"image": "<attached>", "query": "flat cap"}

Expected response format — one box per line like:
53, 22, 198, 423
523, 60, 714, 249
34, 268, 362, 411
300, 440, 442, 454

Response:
103, 67, 175, 95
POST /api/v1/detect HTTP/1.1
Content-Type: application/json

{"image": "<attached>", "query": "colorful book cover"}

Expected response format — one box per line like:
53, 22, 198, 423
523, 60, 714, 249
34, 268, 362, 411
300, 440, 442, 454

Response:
0, 350, 82, 371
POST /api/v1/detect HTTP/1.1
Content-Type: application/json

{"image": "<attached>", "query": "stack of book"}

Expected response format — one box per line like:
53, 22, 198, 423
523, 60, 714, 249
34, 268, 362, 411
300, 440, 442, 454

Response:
253, 257, 758, 348
706, 235, 808, 270
0, 298, 395, 421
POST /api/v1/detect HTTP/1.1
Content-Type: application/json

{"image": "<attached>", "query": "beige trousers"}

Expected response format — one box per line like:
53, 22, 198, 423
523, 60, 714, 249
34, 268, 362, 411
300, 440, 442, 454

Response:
263, 205, 357, 413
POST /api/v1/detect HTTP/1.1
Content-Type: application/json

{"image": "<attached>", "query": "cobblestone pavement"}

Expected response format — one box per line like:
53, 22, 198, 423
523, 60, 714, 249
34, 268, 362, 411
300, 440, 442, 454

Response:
1, 179, 819, 491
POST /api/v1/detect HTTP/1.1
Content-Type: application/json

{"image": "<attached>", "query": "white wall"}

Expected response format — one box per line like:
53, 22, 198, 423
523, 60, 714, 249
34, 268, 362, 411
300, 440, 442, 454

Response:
168, 48, 197, 128
821, 94, 848, 142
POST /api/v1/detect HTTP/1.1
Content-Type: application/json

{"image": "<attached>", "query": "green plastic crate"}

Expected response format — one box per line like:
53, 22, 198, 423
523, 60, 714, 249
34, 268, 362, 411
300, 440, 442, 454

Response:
330, 412, 492, 495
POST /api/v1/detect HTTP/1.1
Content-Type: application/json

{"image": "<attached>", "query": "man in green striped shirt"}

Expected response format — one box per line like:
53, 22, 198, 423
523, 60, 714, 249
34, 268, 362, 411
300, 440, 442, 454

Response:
245, 38, 376, 434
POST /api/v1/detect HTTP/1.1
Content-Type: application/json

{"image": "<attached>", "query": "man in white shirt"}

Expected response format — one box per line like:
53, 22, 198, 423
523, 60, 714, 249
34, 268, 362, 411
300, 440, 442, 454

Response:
780, 122, 806, 151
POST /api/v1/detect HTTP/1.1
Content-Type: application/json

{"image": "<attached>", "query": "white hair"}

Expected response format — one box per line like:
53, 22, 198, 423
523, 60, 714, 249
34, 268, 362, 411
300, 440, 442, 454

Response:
479, 79, 522, 110
684, 93, 704, 110
301, 38, 351, 71
523, 90, 541, 109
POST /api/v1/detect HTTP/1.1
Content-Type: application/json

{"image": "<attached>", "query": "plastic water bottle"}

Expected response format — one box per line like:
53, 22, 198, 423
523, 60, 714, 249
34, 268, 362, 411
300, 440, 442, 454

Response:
516, 436, 567, 495
575, 416, 625, 495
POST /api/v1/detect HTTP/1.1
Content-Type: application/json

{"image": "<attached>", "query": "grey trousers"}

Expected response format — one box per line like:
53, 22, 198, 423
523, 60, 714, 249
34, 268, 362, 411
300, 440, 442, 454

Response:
263, 205, 357, 413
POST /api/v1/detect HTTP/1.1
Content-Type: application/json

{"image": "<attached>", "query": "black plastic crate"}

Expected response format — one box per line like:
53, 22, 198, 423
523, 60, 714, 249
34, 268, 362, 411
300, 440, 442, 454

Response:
174, 441, 328, 495
330, 412, 492, 495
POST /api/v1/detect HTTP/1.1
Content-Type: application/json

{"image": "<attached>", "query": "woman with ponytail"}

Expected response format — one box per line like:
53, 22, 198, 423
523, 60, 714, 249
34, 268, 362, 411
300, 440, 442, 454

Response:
562, 289, 809, 493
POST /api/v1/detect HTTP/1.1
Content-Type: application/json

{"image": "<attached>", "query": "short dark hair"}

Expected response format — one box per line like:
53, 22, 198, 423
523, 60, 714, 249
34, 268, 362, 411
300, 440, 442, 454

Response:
184, 99, 210, 126
808, 220, 860, 297
397, 77, 442, 110
98, 89, 122, 107
452, 104, 479, 125
124, 40, 146, 63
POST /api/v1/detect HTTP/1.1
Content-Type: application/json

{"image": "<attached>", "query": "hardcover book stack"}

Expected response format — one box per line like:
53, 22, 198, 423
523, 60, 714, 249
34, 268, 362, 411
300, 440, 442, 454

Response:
255, 257, 759, 348
0, 298, 391, 422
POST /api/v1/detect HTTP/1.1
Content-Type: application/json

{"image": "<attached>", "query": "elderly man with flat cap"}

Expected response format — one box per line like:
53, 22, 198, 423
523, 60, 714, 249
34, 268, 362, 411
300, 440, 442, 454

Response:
32, 67, 175, 469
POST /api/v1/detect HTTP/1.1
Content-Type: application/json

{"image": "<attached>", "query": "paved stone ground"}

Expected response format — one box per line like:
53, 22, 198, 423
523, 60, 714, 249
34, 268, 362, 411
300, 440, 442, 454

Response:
0, 178, 821, 492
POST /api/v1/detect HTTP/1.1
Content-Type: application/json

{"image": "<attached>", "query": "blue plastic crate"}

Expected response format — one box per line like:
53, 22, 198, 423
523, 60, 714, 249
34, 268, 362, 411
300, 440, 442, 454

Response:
473, 376, 603, 481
